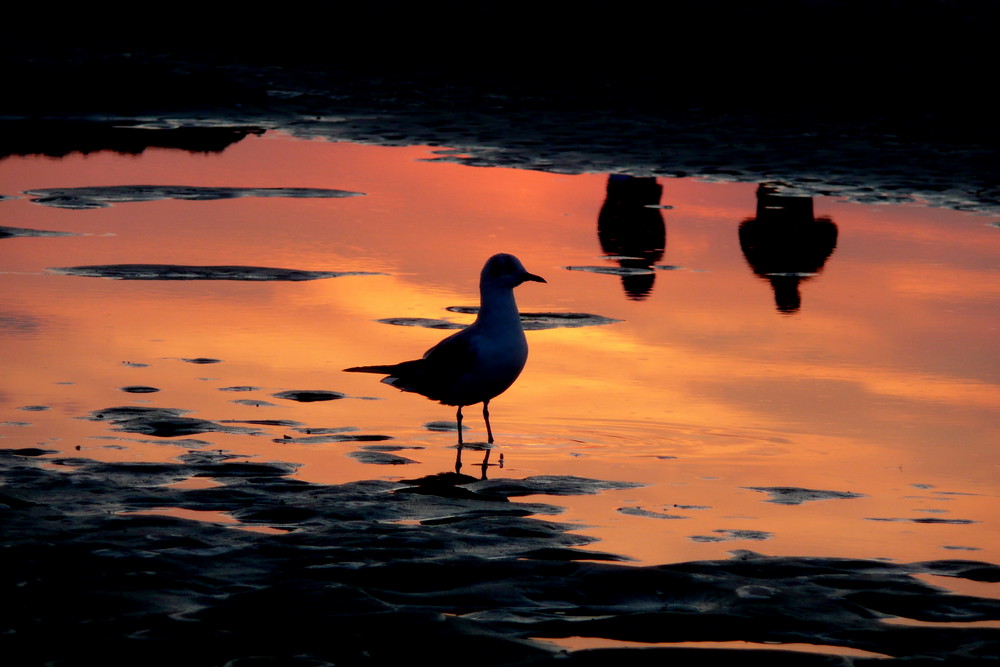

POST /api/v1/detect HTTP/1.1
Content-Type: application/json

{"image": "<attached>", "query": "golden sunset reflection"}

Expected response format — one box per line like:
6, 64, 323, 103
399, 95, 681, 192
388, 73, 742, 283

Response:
2, 132, 998, 585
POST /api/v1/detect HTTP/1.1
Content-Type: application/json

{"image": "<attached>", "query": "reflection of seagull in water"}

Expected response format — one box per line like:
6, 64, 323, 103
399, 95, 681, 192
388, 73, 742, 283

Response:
345, 253, 546, 470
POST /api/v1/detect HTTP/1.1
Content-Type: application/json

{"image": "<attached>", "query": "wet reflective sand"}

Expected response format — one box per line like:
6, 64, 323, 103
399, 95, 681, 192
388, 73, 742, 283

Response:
2, 131, 998, 663
3, 132, 996, 568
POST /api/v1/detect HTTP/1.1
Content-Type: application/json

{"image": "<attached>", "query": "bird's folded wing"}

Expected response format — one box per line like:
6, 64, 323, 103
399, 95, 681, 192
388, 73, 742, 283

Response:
407, 332, 479, 401
344, 329, 480, 403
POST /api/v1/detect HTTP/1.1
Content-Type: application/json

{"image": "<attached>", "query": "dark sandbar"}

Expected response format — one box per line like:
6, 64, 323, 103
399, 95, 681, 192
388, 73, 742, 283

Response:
49, 264, 383, 281
745, 486, 867, 505
379, 311, 620, 331
0, 224, 77, 238
24, 185, 365, 208
690, 529, 774, 542
272, 390, 347, 402
565, 265, 655, 276
275, 434, 391, 444
230, 399, 277, 407
617, 506, 687, 519
446, 307, 621, 330
85, 406, 259, 438
347, 450, 418, 465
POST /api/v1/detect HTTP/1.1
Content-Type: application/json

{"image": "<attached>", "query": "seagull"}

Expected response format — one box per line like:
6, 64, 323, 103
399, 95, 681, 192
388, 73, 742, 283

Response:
345, 253, 546, 462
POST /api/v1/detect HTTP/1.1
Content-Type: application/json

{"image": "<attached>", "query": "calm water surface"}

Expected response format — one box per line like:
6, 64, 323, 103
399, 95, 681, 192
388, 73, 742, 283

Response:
2, 132, 998, 583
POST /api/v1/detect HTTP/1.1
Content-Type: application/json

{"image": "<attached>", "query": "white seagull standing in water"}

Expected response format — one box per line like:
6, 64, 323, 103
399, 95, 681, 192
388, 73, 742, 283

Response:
345, 253, 546, 468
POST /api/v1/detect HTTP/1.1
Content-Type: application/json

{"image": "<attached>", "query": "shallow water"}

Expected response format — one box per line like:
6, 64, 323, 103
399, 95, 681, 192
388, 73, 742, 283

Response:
2, 131, 998, 588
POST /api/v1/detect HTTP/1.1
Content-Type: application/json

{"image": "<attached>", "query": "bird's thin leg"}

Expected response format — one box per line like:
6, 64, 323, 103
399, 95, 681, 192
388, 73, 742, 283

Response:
483, 400, 494, 445
455, 406, 464, 473
481, 400, 495, 474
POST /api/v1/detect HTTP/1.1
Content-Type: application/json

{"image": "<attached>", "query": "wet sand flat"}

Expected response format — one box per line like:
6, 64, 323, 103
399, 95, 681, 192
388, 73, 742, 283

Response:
3, 449, 999, 666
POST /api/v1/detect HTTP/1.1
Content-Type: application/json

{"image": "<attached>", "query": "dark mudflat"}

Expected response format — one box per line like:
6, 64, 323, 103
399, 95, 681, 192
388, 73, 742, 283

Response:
2, 2, 997, 217
381, 310, 621, 331
49, 265, 382, 281
744, 486, 868, 505
2, 450, 998, 666
0, 225, 76, 238
25, 185, 364, 208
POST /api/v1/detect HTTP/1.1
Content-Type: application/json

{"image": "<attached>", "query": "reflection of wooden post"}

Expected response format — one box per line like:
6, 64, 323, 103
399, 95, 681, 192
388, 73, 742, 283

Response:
597, 175, 666, 301
739, 184, 838, 314
756, 186, 815, 222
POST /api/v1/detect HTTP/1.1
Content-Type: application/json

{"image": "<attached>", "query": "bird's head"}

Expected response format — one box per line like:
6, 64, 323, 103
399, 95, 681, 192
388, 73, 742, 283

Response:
482, 253, 547, 288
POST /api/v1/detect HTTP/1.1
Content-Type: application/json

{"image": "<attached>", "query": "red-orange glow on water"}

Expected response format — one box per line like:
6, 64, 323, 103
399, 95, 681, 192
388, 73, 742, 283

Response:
1, 132, 998, 580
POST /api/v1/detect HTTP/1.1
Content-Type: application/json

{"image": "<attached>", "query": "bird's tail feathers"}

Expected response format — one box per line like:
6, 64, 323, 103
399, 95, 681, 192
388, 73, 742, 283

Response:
344, 359, 425, 374
343, 364, 399, 374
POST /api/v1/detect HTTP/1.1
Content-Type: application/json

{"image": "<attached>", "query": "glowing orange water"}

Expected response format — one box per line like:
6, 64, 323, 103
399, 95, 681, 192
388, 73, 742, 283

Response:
2, 132, 998, 584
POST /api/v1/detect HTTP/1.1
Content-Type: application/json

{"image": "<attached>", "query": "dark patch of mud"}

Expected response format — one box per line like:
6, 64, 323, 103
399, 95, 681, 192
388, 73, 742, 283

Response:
866, 517, 979, 525
230, 398, 277, 407
745, 487, 867, 505
617, 506, 688, 519
24, 185, 364, 208
515, 312, 622, 331
220, 419, 302, 427
347, 450, 419, 465
443, 307, 621, 330
274, 433, 391, 445
291, 426, 357, 434
49, 264, 383, 281
85, 406, 260, 438
0, 224, 76, 238
118, 385, 160, 393
89, 435, 214, 449
468, 475, 644, 498
2, 447, 56, 457
424, 420, 465, 432
360, 444, 424, 452
690, 529, 775, 543
272, 390, 347, 402
2, 450, 999, 666
565, 265, 656, 276
377, 317, 466, 329
397, 472, 515, 503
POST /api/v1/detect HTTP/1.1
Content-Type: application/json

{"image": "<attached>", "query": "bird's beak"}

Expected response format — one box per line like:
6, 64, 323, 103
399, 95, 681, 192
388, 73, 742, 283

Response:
522, 272, 547, 284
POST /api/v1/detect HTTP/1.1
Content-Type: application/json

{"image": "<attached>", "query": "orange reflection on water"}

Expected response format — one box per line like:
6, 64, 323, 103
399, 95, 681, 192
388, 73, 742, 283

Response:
1, 132, 998, 577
